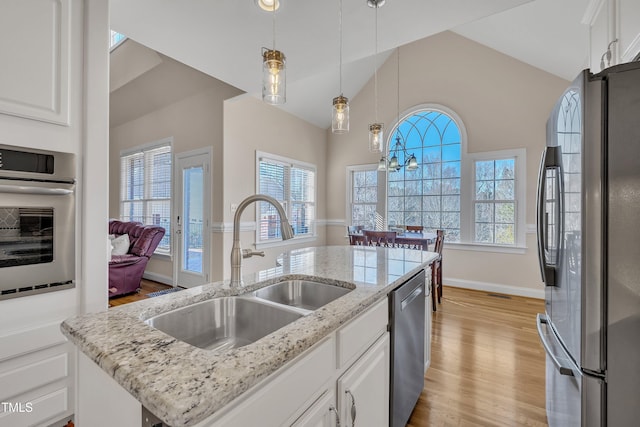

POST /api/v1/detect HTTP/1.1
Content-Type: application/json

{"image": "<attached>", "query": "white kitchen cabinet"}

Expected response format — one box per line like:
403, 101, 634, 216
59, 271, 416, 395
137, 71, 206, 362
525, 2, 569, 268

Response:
586, 0, 640, 72
618, 0, 640, 62
291, 389, 338, 427
0, 323, 75, 427
425, 284, 432, 373
337, 334, 390, 427
0, 0, 86, 153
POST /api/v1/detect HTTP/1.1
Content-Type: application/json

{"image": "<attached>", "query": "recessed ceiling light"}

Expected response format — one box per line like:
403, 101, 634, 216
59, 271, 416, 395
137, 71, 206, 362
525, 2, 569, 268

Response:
256, 0, 280, 11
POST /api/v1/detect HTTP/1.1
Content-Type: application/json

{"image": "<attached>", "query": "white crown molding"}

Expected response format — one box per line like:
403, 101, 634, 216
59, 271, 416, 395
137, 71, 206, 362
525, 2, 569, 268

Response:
621, 33, 640, 62
444, 278, 544, 299
582, 0, 606, 26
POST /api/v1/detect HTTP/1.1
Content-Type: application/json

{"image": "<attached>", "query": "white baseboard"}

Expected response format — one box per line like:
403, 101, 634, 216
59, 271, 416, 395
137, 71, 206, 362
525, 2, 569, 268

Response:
444, 277, 544, 299
142, 271, 173, 286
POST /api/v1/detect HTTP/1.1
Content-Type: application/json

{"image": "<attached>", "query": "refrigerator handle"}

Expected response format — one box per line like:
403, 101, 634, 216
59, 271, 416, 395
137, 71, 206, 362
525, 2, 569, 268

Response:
536, 314, 574, 377
536, 146, 561, 286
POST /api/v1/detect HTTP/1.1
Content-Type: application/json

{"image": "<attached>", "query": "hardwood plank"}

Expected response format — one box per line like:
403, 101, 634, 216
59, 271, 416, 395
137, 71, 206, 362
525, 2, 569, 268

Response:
408, 286, 547, 427
108, 279, 172, 308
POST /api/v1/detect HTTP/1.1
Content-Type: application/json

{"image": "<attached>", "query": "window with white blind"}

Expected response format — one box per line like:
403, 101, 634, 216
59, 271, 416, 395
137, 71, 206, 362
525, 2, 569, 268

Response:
120, 139, 172, 254
256, 151, 316, 245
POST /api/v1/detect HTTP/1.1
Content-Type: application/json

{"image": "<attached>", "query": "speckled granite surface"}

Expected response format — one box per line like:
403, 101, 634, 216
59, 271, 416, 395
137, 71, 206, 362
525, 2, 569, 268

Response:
61, 245, 437, 426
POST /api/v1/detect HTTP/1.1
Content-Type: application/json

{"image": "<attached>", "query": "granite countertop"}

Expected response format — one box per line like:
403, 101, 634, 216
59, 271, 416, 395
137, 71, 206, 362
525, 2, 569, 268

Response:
61, 245, 437, 426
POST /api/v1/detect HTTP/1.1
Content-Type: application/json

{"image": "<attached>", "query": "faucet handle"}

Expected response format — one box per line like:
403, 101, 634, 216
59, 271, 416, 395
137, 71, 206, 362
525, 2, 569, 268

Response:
242, 249, 265, 259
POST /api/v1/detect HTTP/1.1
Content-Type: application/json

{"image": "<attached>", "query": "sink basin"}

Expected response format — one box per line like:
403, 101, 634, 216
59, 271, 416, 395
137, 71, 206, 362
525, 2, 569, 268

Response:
145, 297, 303, 351
253, 280, 352, 311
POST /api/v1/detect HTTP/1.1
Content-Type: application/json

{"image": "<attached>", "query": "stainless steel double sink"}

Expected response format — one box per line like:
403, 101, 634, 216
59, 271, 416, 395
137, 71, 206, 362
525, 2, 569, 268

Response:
145, 280, 353, 352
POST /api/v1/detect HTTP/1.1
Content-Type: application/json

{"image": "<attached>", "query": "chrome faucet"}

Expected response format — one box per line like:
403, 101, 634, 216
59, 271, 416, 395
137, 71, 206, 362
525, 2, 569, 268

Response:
230, 194, 295, 287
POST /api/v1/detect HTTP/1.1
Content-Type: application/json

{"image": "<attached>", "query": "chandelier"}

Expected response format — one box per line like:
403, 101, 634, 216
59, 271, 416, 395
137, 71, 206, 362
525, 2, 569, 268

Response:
378, 46, 417, 172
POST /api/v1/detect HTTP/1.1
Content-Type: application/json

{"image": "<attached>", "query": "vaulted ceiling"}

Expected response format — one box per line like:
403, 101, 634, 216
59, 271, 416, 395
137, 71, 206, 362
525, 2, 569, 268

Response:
110, 0, 591, 129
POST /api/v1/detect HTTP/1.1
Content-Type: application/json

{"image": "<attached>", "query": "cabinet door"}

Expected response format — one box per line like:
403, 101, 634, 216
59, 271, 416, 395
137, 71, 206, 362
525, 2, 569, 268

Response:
424, 293, 432, 373
291, 389, 337, 427
619, 0, 640, 62
337, 334, 390, 427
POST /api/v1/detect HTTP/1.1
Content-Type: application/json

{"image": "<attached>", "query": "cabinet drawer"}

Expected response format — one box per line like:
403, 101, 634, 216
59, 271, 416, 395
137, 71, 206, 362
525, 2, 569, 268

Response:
0, 387, 68, 427
336, 298, 388, 368
0, 352, 68, 401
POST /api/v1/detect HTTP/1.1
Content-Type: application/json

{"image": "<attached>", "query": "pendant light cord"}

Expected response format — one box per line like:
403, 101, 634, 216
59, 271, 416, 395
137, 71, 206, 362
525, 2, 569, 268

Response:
272, 1, 276, 50
374, 4, 378, 122
339, 0, 343, 94
397, 47, 400, 127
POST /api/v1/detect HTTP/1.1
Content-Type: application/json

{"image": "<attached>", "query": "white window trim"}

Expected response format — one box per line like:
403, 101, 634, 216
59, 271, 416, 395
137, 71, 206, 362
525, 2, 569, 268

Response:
120, 137, 173, 256
346, 163, 379, 232
255, 151, 317, 249
381, 104, 528, 253
467, 148, 527, 248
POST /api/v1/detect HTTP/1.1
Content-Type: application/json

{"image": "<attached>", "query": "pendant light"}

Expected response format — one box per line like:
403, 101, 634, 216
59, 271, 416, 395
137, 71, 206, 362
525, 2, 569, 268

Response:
368, 0, 383, 153
332, 0, 349, 133
262, 0, 286, 104
379, 46, 418, 172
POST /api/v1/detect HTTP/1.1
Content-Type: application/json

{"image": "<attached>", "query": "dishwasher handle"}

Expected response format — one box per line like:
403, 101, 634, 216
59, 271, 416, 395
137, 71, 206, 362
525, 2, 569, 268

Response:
400, 285, 423, 311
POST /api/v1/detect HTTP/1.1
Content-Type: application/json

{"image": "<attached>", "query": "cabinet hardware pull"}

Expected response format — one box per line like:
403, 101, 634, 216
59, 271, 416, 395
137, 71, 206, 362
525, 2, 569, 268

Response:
329, 405, 341, 427
345, 390, 356, 425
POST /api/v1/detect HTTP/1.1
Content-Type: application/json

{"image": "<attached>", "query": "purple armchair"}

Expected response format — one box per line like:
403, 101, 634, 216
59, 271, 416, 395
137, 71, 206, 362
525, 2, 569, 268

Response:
108, 220, 166, 298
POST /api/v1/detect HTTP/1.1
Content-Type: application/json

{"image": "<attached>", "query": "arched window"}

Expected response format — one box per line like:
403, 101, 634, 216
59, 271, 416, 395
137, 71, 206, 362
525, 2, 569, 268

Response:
387, 106, 463, 242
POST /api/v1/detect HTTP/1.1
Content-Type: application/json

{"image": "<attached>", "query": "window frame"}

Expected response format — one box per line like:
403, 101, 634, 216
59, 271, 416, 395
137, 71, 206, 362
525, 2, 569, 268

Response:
346, 163, 382, 231
119, 138, 173, 257
469, 149, 526, 247
382, 104, 527, 252
255, 151, 317, 249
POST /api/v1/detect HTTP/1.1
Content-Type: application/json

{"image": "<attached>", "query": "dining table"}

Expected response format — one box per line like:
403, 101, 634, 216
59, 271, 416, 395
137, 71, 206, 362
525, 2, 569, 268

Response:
349, 230, 437, 251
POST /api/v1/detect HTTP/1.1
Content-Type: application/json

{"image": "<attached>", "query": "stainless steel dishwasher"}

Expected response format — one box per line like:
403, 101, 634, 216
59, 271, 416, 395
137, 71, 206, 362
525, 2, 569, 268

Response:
389, 269, 425, 427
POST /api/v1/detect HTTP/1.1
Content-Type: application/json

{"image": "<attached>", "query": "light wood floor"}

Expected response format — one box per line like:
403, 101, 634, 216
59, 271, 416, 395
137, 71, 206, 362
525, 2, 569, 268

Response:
108, 279, 172, 307
110, 281, 547, 426
408, 286, 547, 427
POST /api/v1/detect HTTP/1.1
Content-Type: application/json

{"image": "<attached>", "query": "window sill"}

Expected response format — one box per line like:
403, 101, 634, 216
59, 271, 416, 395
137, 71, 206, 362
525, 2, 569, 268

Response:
255, 236, 317, 250
445, 242, 528, 255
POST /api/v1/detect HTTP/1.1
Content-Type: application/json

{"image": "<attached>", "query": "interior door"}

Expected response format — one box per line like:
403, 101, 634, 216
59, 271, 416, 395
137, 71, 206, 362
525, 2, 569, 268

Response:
174, 149, 211, 288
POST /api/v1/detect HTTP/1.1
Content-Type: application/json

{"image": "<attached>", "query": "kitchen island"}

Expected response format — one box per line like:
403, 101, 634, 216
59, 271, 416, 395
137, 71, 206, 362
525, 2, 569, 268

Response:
61, 245, 437, 426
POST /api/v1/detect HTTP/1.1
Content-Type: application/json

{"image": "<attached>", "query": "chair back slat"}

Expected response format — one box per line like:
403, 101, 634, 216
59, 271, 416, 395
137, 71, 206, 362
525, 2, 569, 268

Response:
364, 230, 396, 247
405, 225, 424, 233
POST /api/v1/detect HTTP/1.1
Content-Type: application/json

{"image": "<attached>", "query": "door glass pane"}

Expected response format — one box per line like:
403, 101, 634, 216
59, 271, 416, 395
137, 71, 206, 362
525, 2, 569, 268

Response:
182, 166, 203, 274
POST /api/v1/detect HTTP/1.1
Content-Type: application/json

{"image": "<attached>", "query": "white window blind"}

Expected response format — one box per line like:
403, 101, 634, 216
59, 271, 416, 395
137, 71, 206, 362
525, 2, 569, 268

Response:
120, 142, 172, 254
257, 153, 316, 244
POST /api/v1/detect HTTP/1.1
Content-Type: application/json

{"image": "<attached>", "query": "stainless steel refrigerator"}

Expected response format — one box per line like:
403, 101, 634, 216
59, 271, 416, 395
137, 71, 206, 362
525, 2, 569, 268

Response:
536, 61, 640, 426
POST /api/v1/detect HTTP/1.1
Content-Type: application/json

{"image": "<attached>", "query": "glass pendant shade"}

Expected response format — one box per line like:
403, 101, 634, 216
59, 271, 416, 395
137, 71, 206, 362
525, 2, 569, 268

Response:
378, 157, 387, 171
407, 154, 418, 171
369, 123, 384, 153
332, 95, 349, 133
388, 155, 399, 170
262, 49, 286, 105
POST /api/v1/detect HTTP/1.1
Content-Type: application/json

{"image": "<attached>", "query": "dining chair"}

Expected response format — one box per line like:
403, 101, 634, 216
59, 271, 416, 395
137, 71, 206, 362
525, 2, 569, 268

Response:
431, 229, 445, 311
364, 230, 397, 247
347, 225, 363, 234
405, 225, 424, 233
347, 225, 365, 246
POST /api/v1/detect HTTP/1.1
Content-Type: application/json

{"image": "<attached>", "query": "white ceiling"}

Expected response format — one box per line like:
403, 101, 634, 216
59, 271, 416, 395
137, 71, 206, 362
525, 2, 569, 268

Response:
110, 0, 592, 129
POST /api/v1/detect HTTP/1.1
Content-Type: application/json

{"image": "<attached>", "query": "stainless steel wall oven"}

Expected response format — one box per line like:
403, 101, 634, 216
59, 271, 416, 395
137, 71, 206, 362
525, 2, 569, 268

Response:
0, 145, 75, 300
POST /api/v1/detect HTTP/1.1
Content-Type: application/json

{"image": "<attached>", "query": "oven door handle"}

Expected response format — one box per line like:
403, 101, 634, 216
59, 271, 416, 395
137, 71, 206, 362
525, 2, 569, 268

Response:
0, 184, 74, 195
